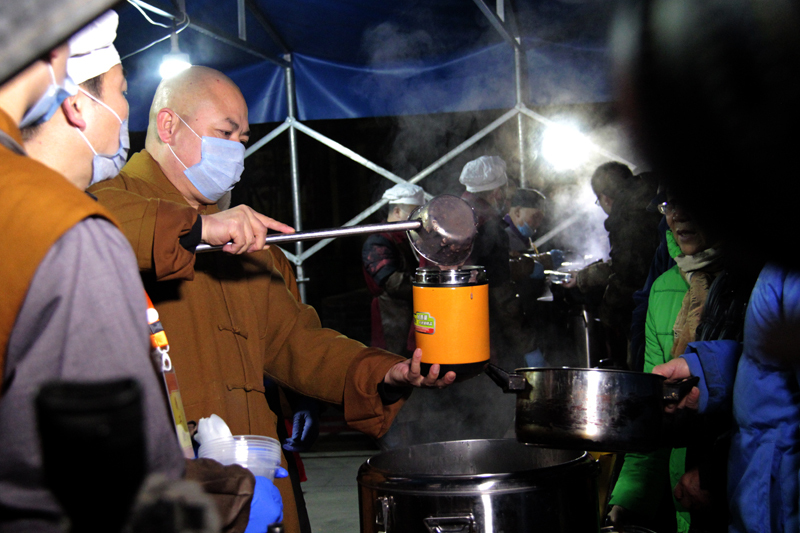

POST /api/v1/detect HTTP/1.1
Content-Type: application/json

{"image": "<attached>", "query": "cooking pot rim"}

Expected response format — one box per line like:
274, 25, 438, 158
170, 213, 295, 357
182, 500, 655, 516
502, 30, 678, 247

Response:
514, 366, 666, 380
362, 439, 595, 480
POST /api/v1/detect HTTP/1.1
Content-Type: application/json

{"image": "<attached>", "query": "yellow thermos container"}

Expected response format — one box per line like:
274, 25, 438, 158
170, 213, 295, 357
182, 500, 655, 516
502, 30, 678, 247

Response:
413, 266, 490, 381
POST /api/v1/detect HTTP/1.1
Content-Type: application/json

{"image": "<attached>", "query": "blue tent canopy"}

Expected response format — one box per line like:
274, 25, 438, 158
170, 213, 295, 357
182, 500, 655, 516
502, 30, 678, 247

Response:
116, 0, 614, 130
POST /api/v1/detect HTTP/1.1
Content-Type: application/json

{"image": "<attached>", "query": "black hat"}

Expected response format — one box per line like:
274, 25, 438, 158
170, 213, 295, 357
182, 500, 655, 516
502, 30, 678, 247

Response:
510, 188, 547, 210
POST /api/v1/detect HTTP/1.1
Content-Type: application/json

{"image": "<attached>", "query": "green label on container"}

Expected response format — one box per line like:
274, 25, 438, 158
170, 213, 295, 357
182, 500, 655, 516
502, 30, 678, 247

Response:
414, 312, 435, 334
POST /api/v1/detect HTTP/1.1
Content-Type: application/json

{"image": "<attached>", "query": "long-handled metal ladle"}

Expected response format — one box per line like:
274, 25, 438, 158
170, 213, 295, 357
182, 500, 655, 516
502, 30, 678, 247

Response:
195, 195, 477, 266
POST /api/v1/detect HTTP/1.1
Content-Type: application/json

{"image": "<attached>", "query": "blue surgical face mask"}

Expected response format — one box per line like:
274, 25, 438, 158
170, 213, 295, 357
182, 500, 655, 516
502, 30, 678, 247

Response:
74, 88, 129, 186
167, 114, 245, 202
517, 221, 535, 239
19, 64, 78, 129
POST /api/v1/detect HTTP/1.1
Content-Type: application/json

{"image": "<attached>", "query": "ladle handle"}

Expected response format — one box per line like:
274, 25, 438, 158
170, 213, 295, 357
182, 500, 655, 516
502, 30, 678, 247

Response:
195, 220, 422, 253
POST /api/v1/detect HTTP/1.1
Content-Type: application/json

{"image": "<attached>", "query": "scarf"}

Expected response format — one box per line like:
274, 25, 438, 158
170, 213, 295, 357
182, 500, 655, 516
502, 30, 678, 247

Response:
670, 245, 724, 358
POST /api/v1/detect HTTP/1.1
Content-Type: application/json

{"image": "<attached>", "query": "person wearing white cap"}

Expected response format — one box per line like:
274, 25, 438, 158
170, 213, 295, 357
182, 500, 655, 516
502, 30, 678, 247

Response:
7, 11, 280, 531
459, 155, 536, 363
458, 155, 511, 288
0, 12, 190, 531
23, 10, 129, 190
362, 183, 426, 357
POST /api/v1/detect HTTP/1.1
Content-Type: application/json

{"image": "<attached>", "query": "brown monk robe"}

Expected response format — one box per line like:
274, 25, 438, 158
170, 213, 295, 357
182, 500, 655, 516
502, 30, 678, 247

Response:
91, 150, 407, 532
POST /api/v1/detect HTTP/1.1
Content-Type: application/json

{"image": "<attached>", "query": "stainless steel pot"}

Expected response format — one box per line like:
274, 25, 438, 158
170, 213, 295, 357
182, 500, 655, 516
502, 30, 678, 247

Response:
357, 439, 599, 533
485, 365, 699, 452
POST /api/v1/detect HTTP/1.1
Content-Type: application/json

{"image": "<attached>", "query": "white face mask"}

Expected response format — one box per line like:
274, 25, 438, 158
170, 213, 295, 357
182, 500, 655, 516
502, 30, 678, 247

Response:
167, 114, 245, 202
74, 88, 129, 185
19, 64, 78, 129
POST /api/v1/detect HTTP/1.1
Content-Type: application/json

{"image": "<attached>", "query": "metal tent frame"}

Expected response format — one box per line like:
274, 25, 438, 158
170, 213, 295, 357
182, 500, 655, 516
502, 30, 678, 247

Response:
4, 0, 635, 303
232, 0, 636, 301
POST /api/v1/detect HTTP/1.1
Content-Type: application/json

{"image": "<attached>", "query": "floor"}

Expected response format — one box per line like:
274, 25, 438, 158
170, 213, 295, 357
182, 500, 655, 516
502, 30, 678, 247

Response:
302, 449, 373, 533
299, 410, 381, 533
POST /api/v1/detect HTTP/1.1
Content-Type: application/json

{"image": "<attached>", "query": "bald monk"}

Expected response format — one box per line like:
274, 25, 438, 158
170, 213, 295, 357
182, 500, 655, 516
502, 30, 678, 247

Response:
89, 66, 456, 533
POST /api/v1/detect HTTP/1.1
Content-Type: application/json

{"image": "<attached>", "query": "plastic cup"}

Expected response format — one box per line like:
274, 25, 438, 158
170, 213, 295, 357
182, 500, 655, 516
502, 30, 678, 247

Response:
198, 435, 282, 480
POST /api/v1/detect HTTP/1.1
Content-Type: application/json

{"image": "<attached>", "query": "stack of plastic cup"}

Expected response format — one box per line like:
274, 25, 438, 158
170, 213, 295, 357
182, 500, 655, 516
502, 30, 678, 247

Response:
198, 435, 282, 480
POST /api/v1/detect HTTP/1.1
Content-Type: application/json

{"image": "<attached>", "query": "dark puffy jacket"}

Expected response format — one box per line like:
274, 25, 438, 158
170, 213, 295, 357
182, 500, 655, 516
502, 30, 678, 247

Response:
600, 175, 661, 330
577, 175, 661, 333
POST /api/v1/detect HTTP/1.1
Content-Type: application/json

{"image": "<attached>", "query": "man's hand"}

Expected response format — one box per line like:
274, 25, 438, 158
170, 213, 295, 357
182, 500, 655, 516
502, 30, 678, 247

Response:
200, 205, 294, 254
674, 468, 712, 511
384, 349, 457, 389
652, 358, 700, 412
607, 505, 628, 529
561, 271, 578, 289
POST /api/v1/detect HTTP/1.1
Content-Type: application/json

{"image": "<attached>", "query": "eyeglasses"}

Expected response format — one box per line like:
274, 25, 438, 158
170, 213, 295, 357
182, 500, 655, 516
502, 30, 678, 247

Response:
657, 200, 682, 215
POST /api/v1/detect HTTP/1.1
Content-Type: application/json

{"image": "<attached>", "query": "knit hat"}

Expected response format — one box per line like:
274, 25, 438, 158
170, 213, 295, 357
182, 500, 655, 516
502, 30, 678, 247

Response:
459, 156, 508, 193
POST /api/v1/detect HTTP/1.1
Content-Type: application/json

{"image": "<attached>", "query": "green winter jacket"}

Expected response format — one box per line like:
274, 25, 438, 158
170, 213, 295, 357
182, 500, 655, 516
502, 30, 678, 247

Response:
609, 230, 691, 532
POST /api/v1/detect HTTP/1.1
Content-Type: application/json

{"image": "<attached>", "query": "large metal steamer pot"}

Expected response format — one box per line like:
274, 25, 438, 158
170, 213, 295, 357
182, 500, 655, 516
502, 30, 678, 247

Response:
357, 439, 600, 533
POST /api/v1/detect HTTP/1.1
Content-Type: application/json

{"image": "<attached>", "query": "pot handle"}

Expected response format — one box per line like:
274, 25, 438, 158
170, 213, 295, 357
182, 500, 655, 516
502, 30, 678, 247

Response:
376, 495, 393, 532
423, 514, 475, 533
662, 376, 700, 403
484, 364, 527, 393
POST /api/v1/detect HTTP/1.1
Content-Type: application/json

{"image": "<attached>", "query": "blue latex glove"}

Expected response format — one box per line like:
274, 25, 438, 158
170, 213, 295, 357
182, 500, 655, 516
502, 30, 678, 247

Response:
244, 476, 283, 533
530, 261, 545, 280
283, 396, 320, 452
549, 249, 565, 267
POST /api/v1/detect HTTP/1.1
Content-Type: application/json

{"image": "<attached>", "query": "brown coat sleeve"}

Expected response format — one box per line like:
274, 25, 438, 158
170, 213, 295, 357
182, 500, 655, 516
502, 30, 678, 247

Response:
269, 246, 300, 300
90, 177, 198, 281
247, 251, 407, 438
184, 459, 254, 533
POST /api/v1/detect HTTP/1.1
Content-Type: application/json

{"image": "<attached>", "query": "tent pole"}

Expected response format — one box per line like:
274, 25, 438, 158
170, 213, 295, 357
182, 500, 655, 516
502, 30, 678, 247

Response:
515, 44, 528, 188
237, 0, 246, 41
285, 58, 307, 302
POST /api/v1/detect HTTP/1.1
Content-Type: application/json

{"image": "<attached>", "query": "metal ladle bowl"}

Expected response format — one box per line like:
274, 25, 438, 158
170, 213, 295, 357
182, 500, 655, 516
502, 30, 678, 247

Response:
195, 195, 477, 266
406, 194, 477, 267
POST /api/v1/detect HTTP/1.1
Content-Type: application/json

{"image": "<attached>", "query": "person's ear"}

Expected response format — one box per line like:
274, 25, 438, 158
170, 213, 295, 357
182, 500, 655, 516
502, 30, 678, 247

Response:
61, 94, 87, 130
157, 108, 178, 144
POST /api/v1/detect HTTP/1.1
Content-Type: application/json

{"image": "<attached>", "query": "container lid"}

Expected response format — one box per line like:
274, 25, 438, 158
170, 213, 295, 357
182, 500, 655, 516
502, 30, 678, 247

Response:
414, 266, 487, 286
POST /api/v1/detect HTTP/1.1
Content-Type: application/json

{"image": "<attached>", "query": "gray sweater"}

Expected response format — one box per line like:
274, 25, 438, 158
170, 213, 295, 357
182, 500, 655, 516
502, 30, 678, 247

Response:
0, 217, 184, 531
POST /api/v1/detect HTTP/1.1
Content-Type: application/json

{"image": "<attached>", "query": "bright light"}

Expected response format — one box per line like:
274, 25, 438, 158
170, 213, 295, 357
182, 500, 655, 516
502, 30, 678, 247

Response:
541, 123, 591, 171
160, 52, 192, 79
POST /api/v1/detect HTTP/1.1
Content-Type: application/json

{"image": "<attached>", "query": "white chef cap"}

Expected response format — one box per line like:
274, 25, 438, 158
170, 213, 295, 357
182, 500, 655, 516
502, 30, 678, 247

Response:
382, 183, 426, 206
459, 155, 508, 193
67, 11, 121, 85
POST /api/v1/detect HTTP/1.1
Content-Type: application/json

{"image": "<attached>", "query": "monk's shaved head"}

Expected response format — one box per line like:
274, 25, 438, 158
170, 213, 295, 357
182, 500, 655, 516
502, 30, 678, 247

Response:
143, 65, 250, 207
146, 66, 245, 146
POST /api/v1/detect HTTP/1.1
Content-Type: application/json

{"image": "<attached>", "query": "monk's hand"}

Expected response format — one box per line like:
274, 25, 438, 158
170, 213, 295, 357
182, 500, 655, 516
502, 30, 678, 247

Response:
652, 357, 699, 412
201, 205, 294, 254
383, 349, 456, 389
